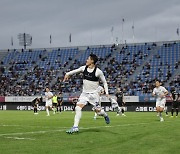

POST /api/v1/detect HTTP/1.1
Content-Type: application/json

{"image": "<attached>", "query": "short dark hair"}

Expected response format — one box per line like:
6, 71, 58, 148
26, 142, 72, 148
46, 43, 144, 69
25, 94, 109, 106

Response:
89, 53, 98, 64
155, 80, 161, 83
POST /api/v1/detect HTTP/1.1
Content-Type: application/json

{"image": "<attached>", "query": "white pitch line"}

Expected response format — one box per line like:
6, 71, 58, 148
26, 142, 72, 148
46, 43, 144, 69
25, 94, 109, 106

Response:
5, 136, 35, 140
0, 125, 23, 127
0, 124, 68, 129
0, 122, 156, 137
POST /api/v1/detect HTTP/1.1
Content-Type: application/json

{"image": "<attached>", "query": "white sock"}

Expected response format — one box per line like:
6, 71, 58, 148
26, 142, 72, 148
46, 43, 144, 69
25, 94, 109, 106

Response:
94, 112, 97, 117
159, 112, 162, 119
46, 108, 50, 115
97, 109, 107, 117
73, 106, 82, 127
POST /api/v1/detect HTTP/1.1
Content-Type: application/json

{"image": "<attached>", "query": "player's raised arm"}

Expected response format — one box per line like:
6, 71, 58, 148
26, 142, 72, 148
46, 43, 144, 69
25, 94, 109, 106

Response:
63, 74, 70, 82
63, 66, 85, 82
152, 89, 156, 97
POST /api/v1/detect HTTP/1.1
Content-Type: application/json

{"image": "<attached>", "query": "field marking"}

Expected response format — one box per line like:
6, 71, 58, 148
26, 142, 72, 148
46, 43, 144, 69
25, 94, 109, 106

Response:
5, 136, 35, 140
0, 121, 164, 137
0, 124, 67, 129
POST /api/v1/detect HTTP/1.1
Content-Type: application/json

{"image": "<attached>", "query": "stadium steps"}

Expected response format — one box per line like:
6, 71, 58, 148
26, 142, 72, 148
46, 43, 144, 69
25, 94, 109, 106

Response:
12, 49, 49, 86
126, 45, 161, 84
1, 49, 20, 75
49, 48, 84, 86
100, 44, 123, 70
164, 67, 180, 87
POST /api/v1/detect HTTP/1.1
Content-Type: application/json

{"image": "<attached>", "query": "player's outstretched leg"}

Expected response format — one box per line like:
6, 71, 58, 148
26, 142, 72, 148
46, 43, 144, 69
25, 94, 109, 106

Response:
66, 106, 82, 134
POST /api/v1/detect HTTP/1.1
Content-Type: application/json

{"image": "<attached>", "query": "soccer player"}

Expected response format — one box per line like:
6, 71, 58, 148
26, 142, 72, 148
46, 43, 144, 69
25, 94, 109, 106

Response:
52, 94, 58, 114
63, 54, 110, 134
32, 97, 41, 114
170, 87, 179, 117
152, 80, 168, 122
115, 88, 126, 116
57, 92, 63, 113
45, 87, 53, 116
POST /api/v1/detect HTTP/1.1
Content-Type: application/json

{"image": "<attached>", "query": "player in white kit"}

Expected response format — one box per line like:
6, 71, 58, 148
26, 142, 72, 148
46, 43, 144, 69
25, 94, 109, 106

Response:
63, 54, 110, 134
93, 86, 109, 120
152, 81, 168, 122
45, 87, 54, 116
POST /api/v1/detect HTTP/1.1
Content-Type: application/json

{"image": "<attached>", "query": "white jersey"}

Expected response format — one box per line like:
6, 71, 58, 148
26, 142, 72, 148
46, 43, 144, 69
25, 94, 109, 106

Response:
45, 91, 53, 104
152, 86, 168, 101
66, 66, 108, 94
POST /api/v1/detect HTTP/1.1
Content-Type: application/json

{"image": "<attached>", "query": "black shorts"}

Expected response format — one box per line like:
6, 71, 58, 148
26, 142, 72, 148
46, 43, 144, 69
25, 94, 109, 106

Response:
172, 101, 179, 109
117, 100, 124, 106
53, 103, 58, 107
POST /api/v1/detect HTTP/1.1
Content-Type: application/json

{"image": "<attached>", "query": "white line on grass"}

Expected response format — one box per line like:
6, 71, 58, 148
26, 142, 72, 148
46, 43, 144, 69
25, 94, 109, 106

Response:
5, 136, 35, 140
0, 124, 67, 129
0, 122, 161, 137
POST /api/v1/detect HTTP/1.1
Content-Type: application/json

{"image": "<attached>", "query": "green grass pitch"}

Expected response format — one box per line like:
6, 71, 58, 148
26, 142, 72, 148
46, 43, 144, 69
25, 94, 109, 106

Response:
0, 110, 180, 154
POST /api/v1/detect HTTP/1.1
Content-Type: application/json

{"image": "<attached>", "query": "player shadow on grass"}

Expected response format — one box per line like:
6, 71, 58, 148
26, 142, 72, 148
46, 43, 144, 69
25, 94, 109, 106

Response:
80, 128, 120, 135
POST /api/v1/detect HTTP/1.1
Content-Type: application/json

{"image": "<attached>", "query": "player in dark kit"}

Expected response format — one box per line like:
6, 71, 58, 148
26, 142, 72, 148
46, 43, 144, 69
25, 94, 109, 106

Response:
115, 88, 126, 116
32, 97, 42, 114
57, 93, 63, 113
170, 87, 179, 117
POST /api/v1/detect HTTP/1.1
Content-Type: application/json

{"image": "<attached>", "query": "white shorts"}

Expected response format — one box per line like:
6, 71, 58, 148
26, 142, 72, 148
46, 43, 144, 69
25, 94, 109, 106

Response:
156, 98, 166, 108
77, 92, 99, 106
45, 101, 52, 107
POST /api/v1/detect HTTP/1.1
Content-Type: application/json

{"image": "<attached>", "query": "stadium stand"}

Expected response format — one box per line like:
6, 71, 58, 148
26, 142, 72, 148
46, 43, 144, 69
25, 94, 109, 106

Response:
0, 41, 179, 96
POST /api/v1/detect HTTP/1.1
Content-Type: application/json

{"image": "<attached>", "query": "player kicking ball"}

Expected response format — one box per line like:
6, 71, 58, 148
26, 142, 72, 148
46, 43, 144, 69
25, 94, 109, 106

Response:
152, 80, 168, 122
63, 54, 110, 134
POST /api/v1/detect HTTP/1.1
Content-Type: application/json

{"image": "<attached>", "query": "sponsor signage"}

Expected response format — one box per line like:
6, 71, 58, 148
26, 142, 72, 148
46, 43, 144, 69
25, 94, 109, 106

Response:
5, 96, 38, 102
0, 96, 5, 102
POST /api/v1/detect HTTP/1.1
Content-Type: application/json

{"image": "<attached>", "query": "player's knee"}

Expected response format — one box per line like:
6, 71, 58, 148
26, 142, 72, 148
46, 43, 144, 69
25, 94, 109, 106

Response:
75, 106, 82, 111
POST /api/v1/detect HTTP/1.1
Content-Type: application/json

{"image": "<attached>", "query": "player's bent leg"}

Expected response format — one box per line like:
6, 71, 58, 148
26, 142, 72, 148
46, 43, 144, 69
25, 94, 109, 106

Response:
104, 115, 110, 124
97, 109, 110, 124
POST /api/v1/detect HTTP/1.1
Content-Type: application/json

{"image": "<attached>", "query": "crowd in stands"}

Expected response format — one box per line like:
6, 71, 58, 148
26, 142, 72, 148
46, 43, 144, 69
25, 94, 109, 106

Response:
0, 42, 179, 96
